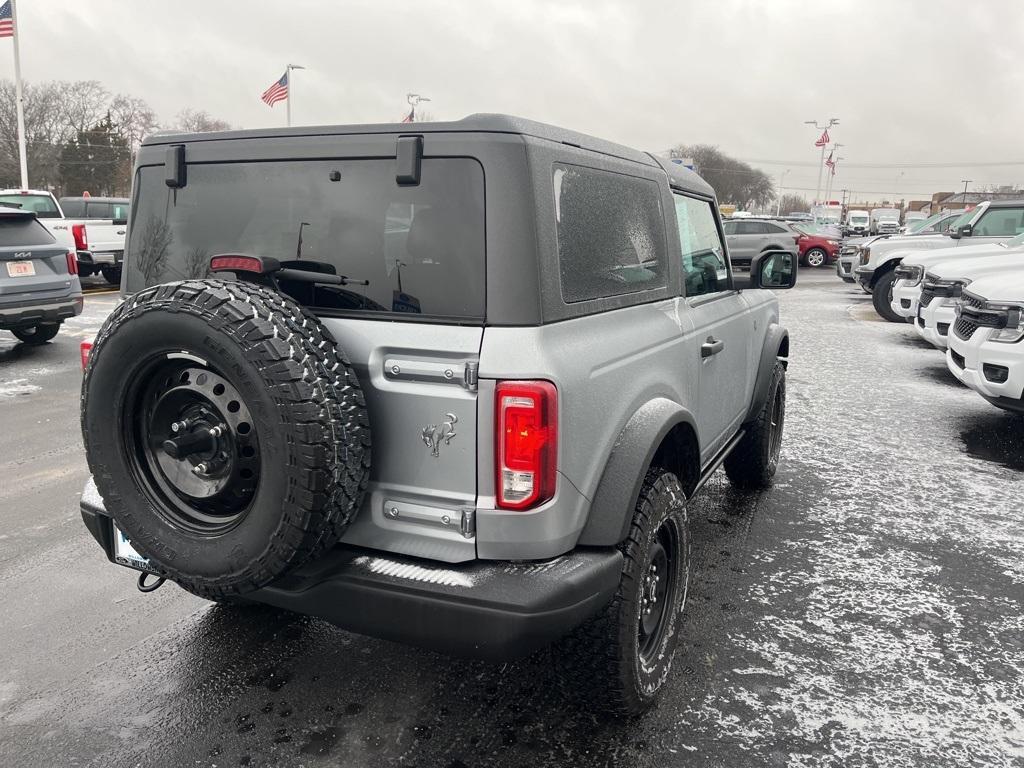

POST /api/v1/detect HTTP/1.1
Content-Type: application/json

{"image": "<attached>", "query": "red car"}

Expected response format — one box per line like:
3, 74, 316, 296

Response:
793, 226, 841, 268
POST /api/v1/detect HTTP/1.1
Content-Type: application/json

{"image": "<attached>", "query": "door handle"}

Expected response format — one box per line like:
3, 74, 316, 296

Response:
701, 337, 725, 358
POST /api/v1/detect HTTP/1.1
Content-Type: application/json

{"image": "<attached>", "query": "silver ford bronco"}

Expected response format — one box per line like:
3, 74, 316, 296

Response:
80, 115, 794, 715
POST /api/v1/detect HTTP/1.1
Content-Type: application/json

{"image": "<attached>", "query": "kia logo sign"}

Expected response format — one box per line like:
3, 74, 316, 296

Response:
13, 251, 30, 259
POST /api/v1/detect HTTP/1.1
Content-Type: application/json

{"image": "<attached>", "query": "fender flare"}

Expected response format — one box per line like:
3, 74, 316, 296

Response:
868, 256, 900, 287
577, 398, 698, 547
744, 324, 789, 423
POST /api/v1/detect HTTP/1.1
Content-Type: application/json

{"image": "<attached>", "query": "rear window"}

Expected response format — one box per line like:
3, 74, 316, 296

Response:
0, 216, 56, 246
0, 194, 61, 218
60, 198, 86, 217
553, 163, 667, 303
125, 159, 486, 320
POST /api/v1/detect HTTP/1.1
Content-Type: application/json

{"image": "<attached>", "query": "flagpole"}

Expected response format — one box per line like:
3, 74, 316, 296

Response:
10, 0, 28, 188
286, 64, 305, 128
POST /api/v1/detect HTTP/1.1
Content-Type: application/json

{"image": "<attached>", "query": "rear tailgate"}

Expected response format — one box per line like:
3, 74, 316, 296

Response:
0, 212, 77, 300
83, 220, 126, 258
0, 242, 76, 299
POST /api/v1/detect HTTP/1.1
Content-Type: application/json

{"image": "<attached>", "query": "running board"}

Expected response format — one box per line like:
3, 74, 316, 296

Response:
691, 428, 746, 498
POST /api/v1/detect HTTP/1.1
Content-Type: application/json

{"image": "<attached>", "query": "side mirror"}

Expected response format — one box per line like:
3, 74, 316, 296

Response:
950, 223, 972, 240
742, 250, 797, 290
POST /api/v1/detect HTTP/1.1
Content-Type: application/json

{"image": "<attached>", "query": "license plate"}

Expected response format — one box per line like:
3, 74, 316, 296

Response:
93, 253, 115, 264
6, 261, 35, 277
112, 523, 153, 572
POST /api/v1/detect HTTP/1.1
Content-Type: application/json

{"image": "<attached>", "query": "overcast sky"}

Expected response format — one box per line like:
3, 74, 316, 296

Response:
4, 0, 1023, 201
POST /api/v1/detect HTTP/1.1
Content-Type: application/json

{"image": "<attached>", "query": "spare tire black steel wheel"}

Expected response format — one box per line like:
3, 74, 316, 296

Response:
82, 280, 371, 599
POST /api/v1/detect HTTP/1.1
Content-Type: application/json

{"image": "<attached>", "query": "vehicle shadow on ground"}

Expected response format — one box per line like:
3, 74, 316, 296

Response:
958, 411, 1024, 471
128, 473, 761, 768
0, 338, 49, 364
915, 362, 964, 389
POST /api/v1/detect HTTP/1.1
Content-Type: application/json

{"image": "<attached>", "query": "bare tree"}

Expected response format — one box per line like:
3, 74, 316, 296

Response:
175, 109, 232, 133
0, 80, 70, 188
776, 193, 811, 214
669, 144, 776, 209
57, 80, 110, 136
110, 94, 159, 154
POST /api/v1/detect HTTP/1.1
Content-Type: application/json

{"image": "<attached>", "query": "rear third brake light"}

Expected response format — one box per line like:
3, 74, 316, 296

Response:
495, 380, 557, 510
210, 255, 265, 273
71, 223, 88, 252
66, 250, 77, 276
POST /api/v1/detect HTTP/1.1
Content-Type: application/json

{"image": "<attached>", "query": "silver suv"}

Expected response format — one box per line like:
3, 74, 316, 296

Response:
0, 208, 82, 344
79, 115, 795, 715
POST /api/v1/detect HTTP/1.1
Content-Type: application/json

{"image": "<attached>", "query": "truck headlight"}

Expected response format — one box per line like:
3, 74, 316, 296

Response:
894, 264, 923, 286
858, 247, 871, 266
990, 305, 1024, 343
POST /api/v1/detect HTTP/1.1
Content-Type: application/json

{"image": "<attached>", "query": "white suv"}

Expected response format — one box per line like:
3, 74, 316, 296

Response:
890, 233, 1024, 323
912, 242, 1024, 348
947, 271, 1024, 414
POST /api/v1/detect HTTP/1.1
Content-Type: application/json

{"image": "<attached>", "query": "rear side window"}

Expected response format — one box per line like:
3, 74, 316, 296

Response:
125, 158, 486, 321
61, 199, 86, 217
553, 163, 667, 303
973, 207, 1024, 237
735, 221, 763, 235
0, 217, 56, 246
765, 223, 789, 234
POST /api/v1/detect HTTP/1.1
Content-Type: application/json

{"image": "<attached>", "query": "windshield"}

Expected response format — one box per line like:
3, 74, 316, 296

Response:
0, 194, 61, 218
125, 158, 487, 321
949, 209, 976, 230
850, 215, 869, 223
906, 212, 943, 233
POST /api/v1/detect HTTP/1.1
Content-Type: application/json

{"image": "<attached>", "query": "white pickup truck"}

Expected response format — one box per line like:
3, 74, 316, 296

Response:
0, 190, 128, 284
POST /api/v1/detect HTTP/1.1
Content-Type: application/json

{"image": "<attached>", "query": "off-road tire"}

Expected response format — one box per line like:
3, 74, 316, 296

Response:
872, 269, 904, 323
724, 361, 785, 490
554, 468, 689, 716
82, 280, 371, 599
12, 323, 60, 344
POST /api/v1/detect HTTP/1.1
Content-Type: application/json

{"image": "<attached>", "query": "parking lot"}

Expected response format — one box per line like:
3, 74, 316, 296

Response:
1, 270, 1021, 768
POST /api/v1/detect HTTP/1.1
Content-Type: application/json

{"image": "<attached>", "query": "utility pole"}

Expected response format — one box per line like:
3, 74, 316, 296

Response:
285, 63, 306, 127
775, 169, 790, 216
960, 179, 972, 201
804, 117, 839, 206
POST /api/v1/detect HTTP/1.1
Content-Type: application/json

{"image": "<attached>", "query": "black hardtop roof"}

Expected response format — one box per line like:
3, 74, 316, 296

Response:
984, 198, 1024, 208
140, 113, 715, 198
0, 205, 36, 218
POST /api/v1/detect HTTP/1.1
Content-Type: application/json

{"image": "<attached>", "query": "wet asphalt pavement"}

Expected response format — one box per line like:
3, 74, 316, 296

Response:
1, 271, 1022, 767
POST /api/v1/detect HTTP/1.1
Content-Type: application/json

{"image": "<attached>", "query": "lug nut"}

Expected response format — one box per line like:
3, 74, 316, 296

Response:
171, 420, 188, 433
192, 462, 208, 475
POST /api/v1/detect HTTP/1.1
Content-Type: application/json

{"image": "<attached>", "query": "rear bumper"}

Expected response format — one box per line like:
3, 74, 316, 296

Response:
77, 250, 124, 267
79, 480, 622, 662
0, 294, 82, 328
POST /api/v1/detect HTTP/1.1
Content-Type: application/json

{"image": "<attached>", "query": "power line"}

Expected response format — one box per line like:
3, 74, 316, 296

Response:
741, 157, 1024, 169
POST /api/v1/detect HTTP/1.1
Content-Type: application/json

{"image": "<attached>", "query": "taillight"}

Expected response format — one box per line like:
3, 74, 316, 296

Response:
80, 340, 93, 371
495, 380, 557, 510
66, 250, 78, 275
71, 223, 88, 251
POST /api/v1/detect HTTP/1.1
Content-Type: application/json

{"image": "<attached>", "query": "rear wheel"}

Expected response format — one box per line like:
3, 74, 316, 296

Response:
555, 468, 689, 716
871, 269, 904, 323
804, 247, 827, 268
101, 266, 122, 285
725, 361, 785, 490
12, 323, 60, 345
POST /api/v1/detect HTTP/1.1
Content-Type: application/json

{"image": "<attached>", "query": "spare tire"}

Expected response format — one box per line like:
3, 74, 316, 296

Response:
82, 279, 371, 599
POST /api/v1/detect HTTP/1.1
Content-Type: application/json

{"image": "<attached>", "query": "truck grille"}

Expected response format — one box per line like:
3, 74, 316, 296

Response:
918, 277, 962, 309
954, 292, 1006, 340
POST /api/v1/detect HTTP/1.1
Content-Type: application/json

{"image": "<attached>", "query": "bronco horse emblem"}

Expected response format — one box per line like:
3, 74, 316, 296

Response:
422, 413, 458, 457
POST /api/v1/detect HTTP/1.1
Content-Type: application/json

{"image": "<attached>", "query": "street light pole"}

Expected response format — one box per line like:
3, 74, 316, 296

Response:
406, 92, 431, 122
286, 63, 306, 127
805, 117, 839, 206
825, 143, 843, 203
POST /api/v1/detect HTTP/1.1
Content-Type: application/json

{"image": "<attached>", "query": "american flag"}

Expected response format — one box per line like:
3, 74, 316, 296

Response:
261, 71, 288, 107
814, 129, 829, 148
824, 151, 835, 169
400, 107, 414, 123
0, 1, 14, 39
